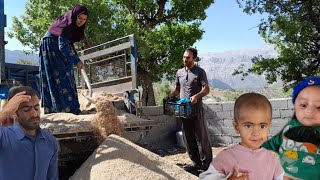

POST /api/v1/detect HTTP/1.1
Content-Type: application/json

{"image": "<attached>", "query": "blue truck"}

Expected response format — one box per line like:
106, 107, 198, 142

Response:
0, 0, 39, 100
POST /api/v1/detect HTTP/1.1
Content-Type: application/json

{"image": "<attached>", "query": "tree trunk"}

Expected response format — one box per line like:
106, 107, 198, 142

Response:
139, 71, 156, 106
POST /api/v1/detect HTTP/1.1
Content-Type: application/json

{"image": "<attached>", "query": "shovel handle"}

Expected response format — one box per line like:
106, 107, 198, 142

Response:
80, 68, 93, 97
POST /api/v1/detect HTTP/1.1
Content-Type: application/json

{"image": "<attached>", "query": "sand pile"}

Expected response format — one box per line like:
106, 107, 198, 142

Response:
69, 134, 197, 180
41, 92, 124, 138
40, 113, 93, 134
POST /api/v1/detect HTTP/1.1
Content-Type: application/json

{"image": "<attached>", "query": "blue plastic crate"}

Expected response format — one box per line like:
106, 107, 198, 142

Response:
163, 98, 196, 118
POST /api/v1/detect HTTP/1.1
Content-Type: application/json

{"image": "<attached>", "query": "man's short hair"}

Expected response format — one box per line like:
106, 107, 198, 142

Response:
8, 86, 39, 100
234, 93, 272, 121
185, 47, 198, 59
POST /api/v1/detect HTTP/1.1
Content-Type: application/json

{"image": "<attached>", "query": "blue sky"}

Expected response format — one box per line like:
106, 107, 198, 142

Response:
4, 0, 267, 53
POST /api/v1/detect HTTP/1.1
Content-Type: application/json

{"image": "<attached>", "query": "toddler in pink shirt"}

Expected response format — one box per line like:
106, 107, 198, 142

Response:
200, 93, 284, 180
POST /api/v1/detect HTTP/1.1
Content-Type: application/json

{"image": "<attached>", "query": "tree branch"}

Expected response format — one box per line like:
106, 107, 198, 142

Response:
304, 0, 320, 33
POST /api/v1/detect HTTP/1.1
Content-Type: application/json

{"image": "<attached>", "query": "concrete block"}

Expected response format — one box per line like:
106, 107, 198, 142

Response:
270, 99, 288, 109
223, 120, 234, 127
270, 127, 283, 135
157, 115, 174, 122
287, 99, 294, 109
231, 136, 241, 144
124, 130, 158, 145
280, 109, 294, 118
207, 103, 223, 112
207, 119, 224, 129
154, 106, 163, 115
221, 127, 235, 135
142, 106, 163, 116
148, 120, 178, 143
208, 126, 223, 135
272, 109, 281, 118
160, 117, 177, 129
216, 119, 225, 126
210, 135, 226, 146
143, 115, 157, 121
159, 106, 164, 115
206, 118, 215, 127
221, 102, 234, 111
203, 104, 209, 111
219, 135, 233, 144
204, 111, 213, 119
271, 118, 287, 127
216, 111, 232, 119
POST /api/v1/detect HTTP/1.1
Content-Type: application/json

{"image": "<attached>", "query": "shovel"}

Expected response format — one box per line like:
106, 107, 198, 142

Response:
80, 68, 93, 97
71, 43, 93, 97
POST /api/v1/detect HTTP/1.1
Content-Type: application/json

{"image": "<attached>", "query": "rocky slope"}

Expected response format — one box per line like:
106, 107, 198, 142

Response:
199, 45, 277, 90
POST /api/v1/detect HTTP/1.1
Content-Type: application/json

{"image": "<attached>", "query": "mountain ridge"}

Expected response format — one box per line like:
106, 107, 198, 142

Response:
198, 45, 278, 90
5, 49, 38, 64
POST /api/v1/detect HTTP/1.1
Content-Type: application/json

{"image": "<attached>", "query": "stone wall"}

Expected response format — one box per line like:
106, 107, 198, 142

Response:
137, 98, 294, 146
124, 106, 178, 145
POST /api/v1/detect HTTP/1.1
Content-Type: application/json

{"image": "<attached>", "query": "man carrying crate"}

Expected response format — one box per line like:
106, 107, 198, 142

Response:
168, 47, 212, 171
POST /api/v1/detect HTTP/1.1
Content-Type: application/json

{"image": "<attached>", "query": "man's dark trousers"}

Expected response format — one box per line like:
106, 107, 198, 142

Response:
180, 101, 212, 170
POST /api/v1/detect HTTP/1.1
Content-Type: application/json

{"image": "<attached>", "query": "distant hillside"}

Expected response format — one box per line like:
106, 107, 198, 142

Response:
5, 49, 38, 64
199, 45, 278, 90
208, 79, 233, 90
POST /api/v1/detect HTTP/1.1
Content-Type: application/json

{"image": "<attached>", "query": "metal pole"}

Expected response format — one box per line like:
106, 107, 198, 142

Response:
0, 0, 6, 83
129, 34, 137, 89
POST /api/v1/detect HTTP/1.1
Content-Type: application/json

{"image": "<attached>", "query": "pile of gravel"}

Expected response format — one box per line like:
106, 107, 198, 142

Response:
69, 134, 197, 180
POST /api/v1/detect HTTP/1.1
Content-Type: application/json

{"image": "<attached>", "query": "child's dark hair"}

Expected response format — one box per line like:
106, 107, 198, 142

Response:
8, 86, 39, 100
185, 47, 198, 59
234, 93, 272, 121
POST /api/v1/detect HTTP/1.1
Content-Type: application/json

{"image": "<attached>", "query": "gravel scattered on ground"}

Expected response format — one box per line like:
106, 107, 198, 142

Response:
143, 143, 226, 176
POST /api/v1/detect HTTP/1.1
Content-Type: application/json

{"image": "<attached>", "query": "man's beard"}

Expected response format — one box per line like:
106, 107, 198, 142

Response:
184, 61, 193, 69
19, 117, 40, 131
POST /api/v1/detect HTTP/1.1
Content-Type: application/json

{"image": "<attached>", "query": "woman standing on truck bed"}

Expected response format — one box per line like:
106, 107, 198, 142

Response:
39, 5, 88, 114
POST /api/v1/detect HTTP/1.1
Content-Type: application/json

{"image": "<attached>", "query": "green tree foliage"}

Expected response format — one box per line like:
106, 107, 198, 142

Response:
236, 0, 320, 90
153, 81, 172, 105
9, 0, 214, 105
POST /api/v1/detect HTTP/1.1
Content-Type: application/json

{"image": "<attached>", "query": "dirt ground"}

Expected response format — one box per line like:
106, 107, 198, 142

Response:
143, 144, 226, 177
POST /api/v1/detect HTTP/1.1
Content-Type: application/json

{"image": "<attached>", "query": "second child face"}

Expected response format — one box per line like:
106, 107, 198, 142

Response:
294, 85, 320, 126
233, 107, 271, 150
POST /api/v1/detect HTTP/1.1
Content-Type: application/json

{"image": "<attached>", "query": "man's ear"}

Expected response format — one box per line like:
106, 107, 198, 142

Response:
12, 113, 17, 120
233, 120, 240, 134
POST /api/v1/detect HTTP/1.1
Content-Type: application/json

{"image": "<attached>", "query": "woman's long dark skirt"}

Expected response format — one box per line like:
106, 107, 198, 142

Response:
39, 37, 81, 114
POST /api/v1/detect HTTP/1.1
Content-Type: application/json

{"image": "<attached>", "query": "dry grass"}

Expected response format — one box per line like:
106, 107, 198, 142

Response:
89, 94, 124, 141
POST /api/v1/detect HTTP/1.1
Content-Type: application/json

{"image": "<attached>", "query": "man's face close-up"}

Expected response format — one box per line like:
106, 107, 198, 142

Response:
16, 95, 41, 131
183, 50, 195, 68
